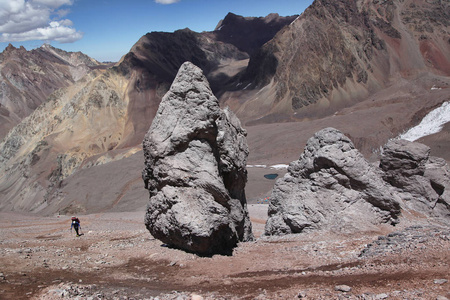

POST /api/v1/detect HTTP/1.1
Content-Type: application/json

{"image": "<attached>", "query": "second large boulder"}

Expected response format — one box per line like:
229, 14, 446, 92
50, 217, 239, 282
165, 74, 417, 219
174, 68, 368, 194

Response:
380, 139, 450, 218
265, 128, 401, 235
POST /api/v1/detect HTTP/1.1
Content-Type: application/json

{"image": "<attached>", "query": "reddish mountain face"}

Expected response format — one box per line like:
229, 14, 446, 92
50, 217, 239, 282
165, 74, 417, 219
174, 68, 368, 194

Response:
229, 0, 449, 124
0, 44, 103, 139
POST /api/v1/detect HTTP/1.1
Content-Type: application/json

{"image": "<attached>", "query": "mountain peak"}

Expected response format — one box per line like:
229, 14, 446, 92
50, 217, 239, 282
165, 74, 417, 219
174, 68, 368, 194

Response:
213, 12, 298, 55
40, 43, 54, 50
5, 43, 16, 52
1, 44, 27, 59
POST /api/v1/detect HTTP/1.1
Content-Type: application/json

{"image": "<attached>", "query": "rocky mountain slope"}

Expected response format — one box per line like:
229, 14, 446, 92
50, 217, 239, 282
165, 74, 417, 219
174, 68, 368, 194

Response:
230, 0, 449, 123
0, 0, 449, 216
113, 13, 296, 147
0, 69, 132, 212
0, 13, 296, 214
230, 0, 450, 162
0, 44, 104, 139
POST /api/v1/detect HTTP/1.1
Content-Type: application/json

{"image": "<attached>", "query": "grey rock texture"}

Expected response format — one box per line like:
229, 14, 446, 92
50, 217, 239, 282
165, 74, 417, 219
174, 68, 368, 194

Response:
380, 139, 450, 218
142, 62, 253, 255
265, 128, 401, 236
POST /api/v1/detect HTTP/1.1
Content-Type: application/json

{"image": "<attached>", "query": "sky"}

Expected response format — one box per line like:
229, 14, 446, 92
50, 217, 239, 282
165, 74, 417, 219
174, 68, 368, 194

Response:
0, 0, 313, 62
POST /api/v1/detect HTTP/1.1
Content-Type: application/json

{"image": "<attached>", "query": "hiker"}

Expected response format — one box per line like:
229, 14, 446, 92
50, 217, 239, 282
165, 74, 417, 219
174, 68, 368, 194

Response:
70, 216, 81, 236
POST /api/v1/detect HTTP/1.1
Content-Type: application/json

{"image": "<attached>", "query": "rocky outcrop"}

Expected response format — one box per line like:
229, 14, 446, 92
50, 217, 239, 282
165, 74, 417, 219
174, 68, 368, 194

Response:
142, 62, 253, 255
380, 139, 450, 218
264, 128, 401, 236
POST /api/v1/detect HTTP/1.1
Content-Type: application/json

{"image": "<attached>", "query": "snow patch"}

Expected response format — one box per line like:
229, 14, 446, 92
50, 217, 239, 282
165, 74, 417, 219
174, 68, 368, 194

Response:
247, 165, 267, 168
398, 101, 450, 141
269, 164, 289, 169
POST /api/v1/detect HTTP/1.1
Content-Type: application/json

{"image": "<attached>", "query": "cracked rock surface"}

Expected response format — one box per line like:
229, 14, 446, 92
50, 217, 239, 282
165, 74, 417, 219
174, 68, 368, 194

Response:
265, 128, 401, 236
142, 62, 253, 255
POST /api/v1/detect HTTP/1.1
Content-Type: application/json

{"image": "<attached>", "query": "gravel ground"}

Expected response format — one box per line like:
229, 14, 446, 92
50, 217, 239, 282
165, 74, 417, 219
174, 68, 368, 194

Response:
0, 208, 448, 300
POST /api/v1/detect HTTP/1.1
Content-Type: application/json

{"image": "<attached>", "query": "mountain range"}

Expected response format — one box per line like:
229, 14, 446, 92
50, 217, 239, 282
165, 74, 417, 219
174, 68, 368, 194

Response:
0, 0, 449, 215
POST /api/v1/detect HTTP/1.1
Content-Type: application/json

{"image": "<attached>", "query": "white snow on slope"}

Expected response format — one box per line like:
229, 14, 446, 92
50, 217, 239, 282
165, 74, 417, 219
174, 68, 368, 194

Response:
269, 164, 289, 169
399, 101, 450, 141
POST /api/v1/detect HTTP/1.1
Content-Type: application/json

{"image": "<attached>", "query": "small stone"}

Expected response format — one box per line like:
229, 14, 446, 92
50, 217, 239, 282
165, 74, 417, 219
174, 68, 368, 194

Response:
436, 296, 448, 300
298, 291, 307, 298
376, 293, 389, 299
335, 285, 352, 292
191, 294, 204, 300
434, 279, 448, 284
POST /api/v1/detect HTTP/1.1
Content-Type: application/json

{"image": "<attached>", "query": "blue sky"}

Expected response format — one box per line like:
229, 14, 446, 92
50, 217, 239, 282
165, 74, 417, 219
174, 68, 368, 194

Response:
0, 0, 313, 62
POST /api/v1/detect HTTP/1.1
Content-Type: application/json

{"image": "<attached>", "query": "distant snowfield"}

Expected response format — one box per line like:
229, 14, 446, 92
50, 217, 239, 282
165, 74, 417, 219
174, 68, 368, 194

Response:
269, 164, 289, 169
399, 101, 450, 141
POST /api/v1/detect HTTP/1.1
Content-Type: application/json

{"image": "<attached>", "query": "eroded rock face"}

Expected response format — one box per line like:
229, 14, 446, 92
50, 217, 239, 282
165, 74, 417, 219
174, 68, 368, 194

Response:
265, 128, 401, 236
142, 62, 253, 255
380, 139, 450, 218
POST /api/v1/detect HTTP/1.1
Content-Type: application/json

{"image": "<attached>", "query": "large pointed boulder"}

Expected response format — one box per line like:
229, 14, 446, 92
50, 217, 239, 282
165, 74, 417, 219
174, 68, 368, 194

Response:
142, 62, 253, 255
265, 128, 401, 236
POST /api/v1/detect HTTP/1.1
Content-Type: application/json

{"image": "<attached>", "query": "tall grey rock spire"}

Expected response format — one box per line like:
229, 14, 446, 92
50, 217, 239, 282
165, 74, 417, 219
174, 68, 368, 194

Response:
142, 62, 253, 255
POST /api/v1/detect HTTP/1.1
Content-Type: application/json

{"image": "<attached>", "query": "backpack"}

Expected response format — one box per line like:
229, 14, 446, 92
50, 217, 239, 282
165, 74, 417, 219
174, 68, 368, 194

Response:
71, 217, 80, 225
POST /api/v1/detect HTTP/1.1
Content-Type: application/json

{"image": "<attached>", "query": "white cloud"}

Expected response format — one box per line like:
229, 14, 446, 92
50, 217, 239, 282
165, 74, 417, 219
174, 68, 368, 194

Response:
0, 0, 82, 43
155, 0, 180, 4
